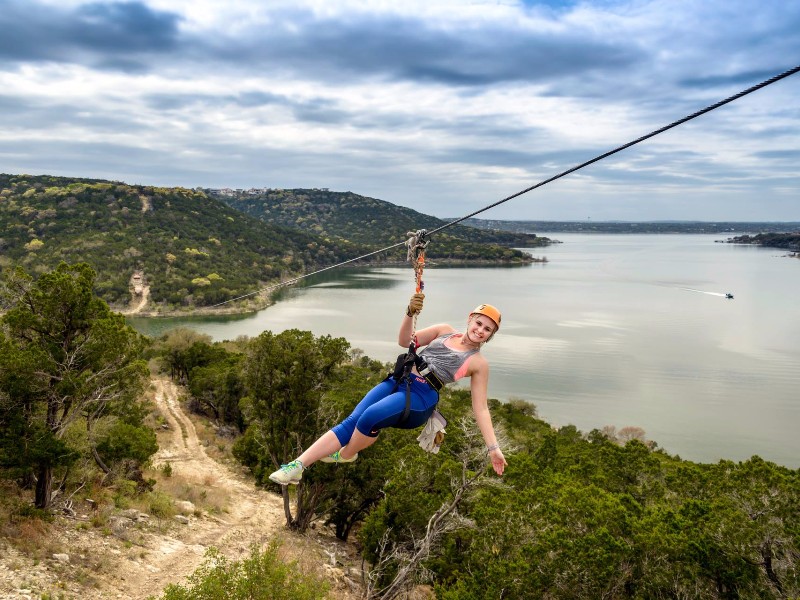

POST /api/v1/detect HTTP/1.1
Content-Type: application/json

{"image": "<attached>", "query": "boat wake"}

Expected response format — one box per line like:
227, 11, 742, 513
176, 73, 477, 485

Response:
679, 287, 728, 298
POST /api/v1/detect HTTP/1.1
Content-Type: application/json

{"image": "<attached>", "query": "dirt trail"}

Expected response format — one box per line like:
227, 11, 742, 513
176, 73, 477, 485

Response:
105, 377, 287, 598
121, 284, 150, 315
0, 379, 286, 600
119, 270, 149, 315
0, 378, 361, 600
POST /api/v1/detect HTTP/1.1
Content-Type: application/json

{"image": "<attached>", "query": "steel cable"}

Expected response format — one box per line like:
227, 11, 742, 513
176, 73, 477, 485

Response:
428, 63, 800, 235
212, 63, 800, 308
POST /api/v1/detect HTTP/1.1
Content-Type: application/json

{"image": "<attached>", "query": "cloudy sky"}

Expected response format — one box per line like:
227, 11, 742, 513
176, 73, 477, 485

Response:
1, 0, 799, 221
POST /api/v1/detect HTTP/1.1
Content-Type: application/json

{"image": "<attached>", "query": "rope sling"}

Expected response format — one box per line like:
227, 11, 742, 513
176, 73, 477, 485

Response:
405, 229, 428, 344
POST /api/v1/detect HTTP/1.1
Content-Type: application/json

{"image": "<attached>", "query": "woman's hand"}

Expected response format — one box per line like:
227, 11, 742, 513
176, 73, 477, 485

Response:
407, 292, 425, 316
489, 447, 507, 476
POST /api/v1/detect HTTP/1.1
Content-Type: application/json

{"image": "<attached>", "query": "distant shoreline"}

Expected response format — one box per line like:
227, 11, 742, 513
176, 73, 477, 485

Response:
459, 218, 800, 235
120, 256, 548, 320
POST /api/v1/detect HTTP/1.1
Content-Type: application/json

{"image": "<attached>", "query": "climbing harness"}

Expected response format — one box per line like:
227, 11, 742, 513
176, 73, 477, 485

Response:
209, 64, 800, 309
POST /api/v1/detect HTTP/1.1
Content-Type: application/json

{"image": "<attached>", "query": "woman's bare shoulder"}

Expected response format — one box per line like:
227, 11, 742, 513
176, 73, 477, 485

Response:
468, 352, 490, 375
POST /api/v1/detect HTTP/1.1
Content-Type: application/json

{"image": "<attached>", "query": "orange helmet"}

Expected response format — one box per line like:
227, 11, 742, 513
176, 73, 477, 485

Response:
470, 304, 501, 330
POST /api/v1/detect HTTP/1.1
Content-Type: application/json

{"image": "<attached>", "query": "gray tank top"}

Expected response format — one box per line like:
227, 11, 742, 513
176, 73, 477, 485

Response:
418, 333, 479, 384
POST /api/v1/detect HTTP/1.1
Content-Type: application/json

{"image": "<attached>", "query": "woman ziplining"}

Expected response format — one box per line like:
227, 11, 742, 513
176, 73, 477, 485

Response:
268, 293, 508, 485
252, 64, 800, 487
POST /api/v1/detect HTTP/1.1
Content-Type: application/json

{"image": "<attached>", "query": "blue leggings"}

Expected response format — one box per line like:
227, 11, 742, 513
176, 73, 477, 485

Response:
331, 376, 439, 445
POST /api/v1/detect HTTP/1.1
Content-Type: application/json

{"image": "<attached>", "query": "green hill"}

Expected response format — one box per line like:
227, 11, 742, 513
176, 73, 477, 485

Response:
208, 187, 549, 261
1, 175, 547, 313
0, 174, 367, 311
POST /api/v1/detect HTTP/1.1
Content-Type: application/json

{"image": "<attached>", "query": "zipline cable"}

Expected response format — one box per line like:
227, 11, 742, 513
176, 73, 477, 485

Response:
427, 63, 800, 236
211, 63, 800, 308
210, 239, 408, 307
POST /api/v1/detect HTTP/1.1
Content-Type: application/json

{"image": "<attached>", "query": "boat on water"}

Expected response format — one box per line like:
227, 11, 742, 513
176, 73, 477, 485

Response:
725, 293, 734, 299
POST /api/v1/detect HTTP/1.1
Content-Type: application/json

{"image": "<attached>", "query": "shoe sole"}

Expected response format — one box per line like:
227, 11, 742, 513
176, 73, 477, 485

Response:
320, 453, 358, 464
269, 475, 301, 485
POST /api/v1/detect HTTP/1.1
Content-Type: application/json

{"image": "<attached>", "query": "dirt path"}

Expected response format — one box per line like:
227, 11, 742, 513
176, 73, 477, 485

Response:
121, 284, 150, 315
104, 377, 288, 599
0, 378, 361, 600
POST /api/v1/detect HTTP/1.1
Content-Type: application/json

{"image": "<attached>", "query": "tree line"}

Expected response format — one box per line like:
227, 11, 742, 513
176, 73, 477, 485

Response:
2, 262, 798, 599
460, 218, 800, 235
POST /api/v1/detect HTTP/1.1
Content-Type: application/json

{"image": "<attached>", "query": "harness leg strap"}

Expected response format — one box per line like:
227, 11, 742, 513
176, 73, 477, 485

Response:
399, 376, 412, 426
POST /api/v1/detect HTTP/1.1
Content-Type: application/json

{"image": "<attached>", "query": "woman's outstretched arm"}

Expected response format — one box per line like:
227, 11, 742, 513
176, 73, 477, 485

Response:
469, 356, 507, 475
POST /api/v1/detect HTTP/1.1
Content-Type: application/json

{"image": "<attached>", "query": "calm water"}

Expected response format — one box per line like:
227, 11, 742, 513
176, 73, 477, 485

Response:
129, 234, 800, 467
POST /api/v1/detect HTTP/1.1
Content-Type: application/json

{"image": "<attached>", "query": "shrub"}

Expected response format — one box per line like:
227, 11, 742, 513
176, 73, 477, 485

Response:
148, 491, 175, 521
24, 239, 44, 251
112, 479, 137, 509
150, 541, 329, 600
97, 422, 158, 467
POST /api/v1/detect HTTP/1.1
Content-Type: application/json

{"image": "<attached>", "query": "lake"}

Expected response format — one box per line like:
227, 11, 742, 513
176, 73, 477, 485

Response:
129, 234, 800, 468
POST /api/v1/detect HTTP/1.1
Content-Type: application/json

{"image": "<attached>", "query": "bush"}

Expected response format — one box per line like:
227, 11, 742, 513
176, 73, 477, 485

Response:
112, 479, 137, 509
97, 422, 158, 466
150, 541, 329, 600
148, 491, 175, 521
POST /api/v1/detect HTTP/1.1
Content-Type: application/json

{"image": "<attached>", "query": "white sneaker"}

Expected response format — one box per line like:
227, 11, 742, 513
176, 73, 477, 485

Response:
268, 460, 304, 485
319, 450, 358, 463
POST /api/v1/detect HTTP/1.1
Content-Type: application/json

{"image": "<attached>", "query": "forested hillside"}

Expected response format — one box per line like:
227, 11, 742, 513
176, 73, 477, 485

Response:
0, 174, 369, 310
1, 175, 544, 312
210, 188, 549, 261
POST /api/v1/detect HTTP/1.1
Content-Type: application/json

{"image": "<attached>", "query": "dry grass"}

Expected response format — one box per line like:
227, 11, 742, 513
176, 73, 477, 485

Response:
184, 408, 238, 466
146, 465, 230, 517
0, 485, 62, 560
7, 517, 55, 557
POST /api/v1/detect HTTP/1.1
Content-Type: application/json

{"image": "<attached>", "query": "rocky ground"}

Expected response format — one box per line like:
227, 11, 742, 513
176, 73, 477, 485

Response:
0, 377, 363, 600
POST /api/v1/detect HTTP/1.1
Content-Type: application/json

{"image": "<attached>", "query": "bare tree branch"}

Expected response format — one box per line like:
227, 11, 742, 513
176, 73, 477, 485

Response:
366, 419, 513, 600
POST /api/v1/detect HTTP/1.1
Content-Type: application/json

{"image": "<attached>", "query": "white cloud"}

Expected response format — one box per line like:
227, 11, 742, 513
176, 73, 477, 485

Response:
1, 0, 799, 220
